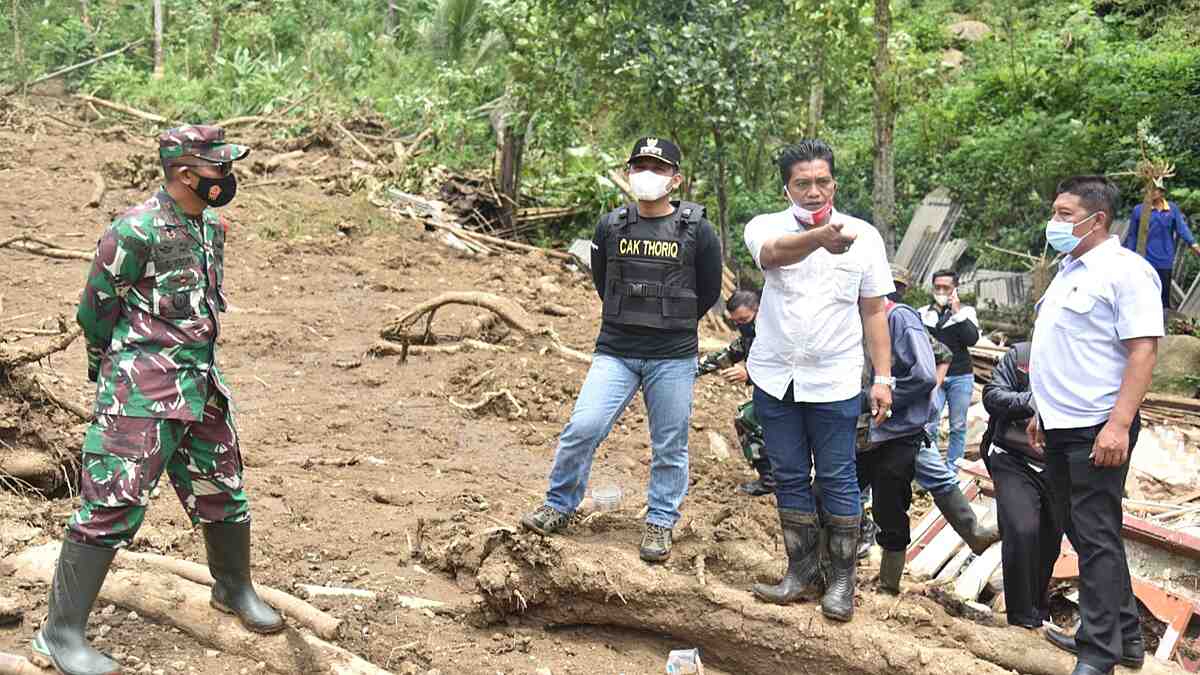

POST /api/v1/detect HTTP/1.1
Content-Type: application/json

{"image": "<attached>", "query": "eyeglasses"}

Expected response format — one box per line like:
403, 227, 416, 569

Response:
791, 178, 835, 192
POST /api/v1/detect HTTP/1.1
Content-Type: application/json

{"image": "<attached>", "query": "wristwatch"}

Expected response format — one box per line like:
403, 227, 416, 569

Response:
873, 376, 897, 389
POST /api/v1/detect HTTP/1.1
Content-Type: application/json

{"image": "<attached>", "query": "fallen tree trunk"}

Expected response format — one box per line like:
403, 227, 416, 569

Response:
4, 543, 389, 675
468, 534, 1183, 675
116, 549, 343, 640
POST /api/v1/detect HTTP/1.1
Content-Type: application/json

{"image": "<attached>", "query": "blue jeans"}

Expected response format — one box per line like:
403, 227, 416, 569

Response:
753, 384, 861, 517
914, 437, 960, 498
543, 353, 695, 528
926, 373, 974, 471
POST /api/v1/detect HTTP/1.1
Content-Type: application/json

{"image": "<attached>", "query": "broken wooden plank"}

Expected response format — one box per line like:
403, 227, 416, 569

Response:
953, 542, 1003, 602
910, 523, 967, 581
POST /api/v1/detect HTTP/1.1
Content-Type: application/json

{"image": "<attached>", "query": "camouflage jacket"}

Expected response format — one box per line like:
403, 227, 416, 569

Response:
77, 187, 230, 421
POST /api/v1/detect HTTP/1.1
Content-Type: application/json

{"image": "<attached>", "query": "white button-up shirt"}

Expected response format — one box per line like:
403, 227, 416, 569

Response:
744, 207, 894, 403
1030, 236, 1163, 430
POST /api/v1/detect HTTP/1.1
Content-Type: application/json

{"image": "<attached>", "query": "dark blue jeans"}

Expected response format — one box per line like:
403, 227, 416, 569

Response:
753, 383, 861, 516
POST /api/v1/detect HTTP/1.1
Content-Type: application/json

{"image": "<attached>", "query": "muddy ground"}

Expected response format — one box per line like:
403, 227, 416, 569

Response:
0, 96, 1143, 675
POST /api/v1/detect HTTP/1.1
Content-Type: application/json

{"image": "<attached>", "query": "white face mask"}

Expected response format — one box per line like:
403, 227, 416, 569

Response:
933, 293, 951, 307
629, 170, 674, 201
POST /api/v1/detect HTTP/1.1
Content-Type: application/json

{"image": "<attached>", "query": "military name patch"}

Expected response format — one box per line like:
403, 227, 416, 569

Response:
618, 237, 680, 260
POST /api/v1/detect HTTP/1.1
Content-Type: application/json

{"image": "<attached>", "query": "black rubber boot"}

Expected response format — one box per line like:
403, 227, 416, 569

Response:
934, 489, 1000, 555
752, 510, 822, 604
879, 549, 905, 595
30, 539, 122, 675
1070, 663, 1111, 675
821, 513, 860, 622
203, 522, 284, 634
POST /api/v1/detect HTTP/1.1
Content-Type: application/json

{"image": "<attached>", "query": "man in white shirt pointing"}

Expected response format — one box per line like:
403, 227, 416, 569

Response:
1029, 175, 1161, 675
743, 140, 894, 623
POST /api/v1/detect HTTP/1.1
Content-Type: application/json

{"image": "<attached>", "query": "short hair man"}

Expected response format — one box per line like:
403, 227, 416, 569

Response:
521, 137, 723, 563
743, 139, 895, 622
32, 126, 282, 675
853, 264, 939, 594
1121, 180, 1200, 308
919, 268, 980, 472
698, 290, 773, 496
1029, 176, 1160, 675
981, 342, 1065, 632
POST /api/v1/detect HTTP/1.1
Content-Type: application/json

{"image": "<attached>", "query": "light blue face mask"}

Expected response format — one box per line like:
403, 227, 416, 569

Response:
1045, 211, 1098, 254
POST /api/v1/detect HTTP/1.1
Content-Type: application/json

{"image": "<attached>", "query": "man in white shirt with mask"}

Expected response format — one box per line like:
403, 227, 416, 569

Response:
742, 139, 894, 623
1028, 175, 1161, 675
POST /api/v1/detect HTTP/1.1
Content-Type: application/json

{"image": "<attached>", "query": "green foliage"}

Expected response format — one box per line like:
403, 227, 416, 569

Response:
0, 0, 1198, 281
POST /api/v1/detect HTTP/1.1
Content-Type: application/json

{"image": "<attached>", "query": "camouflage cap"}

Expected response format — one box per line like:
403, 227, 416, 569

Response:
889, 264, 912, 288
158, 125, 250, 163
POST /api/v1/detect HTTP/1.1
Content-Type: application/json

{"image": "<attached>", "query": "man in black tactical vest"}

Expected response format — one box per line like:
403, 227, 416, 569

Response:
521, 137, 723, 563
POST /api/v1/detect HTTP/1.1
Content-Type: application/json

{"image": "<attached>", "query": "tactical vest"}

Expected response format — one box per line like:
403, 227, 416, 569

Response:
601, 201, 703, 331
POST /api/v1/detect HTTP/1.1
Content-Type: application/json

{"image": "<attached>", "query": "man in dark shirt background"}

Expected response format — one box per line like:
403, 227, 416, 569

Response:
522, 136, 723, 563
920, 269, 980, 472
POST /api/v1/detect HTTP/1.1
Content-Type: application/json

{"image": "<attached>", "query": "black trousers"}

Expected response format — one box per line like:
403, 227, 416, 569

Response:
1156, 267, 1171, 309
987, 448, 1061, 628
855, 433, 921, 552
1044, 417, 1141, 671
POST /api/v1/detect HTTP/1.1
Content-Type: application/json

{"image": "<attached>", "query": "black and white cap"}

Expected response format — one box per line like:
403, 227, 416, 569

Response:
627, 136, 681, 167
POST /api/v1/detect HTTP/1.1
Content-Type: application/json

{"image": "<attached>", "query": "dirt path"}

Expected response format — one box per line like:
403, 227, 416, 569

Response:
0, 98, 1168, 675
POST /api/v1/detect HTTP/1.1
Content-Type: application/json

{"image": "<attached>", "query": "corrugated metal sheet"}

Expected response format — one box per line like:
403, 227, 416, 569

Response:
895, 187, 965, 287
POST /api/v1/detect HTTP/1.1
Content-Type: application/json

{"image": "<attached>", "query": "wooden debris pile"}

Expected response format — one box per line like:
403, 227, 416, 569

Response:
970, 345, 1200, 427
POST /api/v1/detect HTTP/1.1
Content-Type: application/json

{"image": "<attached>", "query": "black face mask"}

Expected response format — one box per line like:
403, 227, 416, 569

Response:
886, 291, 903, 303
191, 172, 237, 207
737, 321, 755, 340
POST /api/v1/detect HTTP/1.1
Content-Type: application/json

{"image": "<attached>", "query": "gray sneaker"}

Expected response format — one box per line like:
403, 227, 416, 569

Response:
640, 523, 672, 562
521, 505, 571, 536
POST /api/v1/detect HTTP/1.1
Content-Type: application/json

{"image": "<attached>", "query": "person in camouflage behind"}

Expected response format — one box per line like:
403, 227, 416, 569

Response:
32, 126, 283, 675
696, 290, 776, 496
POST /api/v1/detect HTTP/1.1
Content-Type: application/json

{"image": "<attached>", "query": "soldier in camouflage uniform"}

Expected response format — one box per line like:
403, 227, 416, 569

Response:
697, 290, 774, 496
32, 126, 282, 675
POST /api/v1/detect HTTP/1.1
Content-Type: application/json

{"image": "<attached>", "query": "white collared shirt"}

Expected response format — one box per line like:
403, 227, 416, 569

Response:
1030, 236, 1163, 430
743, 207, 894, 403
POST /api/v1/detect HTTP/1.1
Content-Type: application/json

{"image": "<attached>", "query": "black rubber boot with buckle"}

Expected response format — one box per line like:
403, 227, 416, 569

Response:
30, 539, 122, 675
203, 522, 284, 634
752, 510, 823, 604
821, 512, 861, 622
934, 489, 1000, 555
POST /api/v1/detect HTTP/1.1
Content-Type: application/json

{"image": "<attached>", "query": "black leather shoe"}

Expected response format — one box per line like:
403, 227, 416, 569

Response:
1044, 627, 1144, 669
204, 522, 285, 634
736, 478, 775, 496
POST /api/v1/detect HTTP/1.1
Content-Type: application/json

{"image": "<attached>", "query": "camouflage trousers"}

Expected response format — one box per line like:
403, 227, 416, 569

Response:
66, 392, 249, 548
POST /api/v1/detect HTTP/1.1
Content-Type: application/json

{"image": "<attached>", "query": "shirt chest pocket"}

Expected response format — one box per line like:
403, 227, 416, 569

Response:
150, 238, 202, 319
1054, 289, 1098, 327
827, 263, 863, 303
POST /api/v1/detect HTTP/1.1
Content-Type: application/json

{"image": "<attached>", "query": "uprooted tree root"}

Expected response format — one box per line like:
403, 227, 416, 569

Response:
376, 291, 591, 364
413, 521, 1184, 675
0, 326, 88, 495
